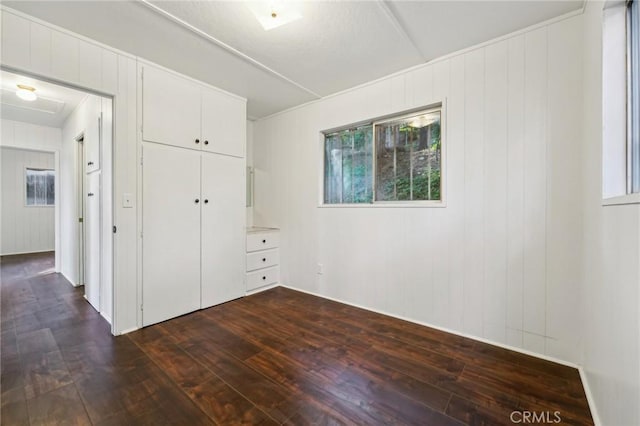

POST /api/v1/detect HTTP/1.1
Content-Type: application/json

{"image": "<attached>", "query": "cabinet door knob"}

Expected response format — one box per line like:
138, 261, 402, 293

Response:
262, 239, 266, 244
88, 161, 94, 166
262, 276, 266, 280
204, 199, 209, 204
262, 258, 266, 262
195, 198, 200, 203
88, 193, 94, 197
195, 139, 200, 144
204, 140, 209, 145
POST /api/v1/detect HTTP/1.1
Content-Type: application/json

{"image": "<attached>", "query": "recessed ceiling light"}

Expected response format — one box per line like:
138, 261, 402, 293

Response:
16, 84, 37, 102
247, 2, 302, 31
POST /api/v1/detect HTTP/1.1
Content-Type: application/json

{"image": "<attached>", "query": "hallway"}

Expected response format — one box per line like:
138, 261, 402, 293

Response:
0, 252, 208, 425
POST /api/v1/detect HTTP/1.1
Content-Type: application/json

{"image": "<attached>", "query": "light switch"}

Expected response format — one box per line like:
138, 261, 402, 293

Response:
123, 193, 133, 208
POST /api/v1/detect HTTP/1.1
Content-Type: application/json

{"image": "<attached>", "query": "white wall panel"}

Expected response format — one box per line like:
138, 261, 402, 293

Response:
522, 27, 548, 340
30, 23, 52, 76
51, 31, 79, 83
1, 11, 30, 69
78, 39, 102, 91
1, 147, 55, 255
253, 15, 584, 364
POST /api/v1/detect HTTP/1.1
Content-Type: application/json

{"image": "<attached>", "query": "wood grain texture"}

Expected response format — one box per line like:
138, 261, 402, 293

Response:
1, 253, 593, 425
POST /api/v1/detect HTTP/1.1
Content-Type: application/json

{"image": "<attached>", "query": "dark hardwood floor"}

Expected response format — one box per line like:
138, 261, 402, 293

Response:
1, 252, 594, 425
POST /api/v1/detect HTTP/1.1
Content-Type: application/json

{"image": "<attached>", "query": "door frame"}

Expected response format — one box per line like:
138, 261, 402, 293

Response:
76, 134, 85, 287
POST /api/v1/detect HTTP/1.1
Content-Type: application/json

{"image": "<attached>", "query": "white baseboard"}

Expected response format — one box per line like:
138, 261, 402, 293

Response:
100, 311, 112, 325
246, 282, 279, 296
280, 284, 580, 369
0, 249, 55, 257
61, 271, 80, 287
116, 327, 139, 336
578, 367, 602, 426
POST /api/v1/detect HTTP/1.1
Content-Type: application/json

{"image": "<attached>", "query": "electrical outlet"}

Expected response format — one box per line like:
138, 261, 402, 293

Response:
123, 193, 133, 208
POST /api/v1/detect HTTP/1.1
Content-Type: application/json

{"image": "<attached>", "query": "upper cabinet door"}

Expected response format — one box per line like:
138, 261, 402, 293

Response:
201, 88, 246, 158
142, 65, 201, 150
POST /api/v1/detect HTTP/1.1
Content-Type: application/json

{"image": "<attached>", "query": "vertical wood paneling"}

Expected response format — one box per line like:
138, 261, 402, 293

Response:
522, 27, 548, 341
463, 49, 485, 337
506, 35, 526, 347
51, 30, 79, 83
78, 39, 102, 91
545, 17, 583, 361
1, 12, 30, 69
447, 55, 465, 331
483, 40, 509, 344
30, 22, 52, 76
102, 49, 118, 94
431, 60, 451, 326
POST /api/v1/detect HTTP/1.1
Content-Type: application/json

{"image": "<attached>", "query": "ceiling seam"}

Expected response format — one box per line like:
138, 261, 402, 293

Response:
375, 0, 427, 62
137, 0, 322, 100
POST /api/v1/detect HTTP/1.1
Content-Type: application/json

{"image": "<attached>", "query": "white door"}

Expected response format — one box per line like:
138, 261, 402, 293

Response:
201, 88, 246, 158
201, 153, 245, 308
142, 143, 201, 326
85, 97, 101, 173
141, 65, 202, 150
84, 171, 101, 311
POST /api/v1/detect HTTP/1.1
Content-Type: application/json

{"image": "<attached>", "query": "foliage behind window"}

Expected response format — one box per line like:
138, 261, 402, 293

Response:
323, 107, 442, 205
26, 168, 55, 206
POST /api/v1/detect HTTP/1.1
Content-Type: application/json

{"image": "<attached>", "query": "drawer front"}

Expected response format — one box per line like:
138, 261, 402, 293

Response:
246, 266, 279, 291
247, 232, 279, 252
246, 249, 279, 272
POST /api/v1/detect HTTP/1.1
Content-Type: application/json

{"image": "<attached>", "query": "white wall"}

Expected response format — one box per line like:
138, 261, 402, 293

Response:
1, 7, 139, 334
253, 14, 584, 364
581, 2, 640, 425
0, 120, 61, 261
1, 147, 55, 255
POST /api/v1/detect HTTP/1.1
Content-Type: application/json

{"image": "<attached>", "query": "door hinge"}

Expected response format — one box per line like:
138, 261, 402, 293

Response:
140, 304, 143, 312
113, 225, 117, 234
79, 217, 83, 223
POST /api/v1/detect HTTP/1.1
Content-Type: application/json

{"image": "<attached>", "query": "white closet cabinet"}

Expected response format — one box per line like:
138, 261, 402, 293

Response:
142, 65, 201, 150
84, 172, 101, 311
201, 154, 245, 308
142, 143, 202, 326
141, 64, 246, 157
202, 89, 246, 158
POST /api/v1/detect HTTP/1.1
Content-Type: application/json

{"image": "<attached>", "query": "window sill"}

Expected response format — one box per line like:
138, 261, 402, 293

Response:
318, 202, 446, 209
602, 193, 640, 206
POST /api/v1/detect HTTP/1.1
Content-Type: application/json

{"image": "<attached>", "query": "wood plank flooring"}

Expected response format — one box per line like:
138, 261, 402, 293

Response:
1, 252, 594, 425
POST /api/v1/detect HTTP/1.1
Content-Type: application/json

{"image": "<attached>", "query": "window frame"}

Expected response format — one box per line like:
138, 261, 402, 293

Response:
24, 167, 55, 208
627, 0, 640, 194
319, 102, 446, 208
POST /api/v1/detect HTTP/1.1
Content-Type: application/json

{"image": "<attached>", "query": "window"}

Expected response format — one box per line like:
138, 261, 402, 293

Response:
628, 0, 640, 193
25, 168, 55, 206
323, 106, 442, 205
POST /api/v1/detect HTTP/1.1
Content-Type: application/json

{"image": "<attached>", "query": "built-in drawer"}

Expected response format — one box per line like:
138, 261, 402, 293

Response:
246, 265, 279, 291
246, 249, 279, 272
247, 232, 279, 252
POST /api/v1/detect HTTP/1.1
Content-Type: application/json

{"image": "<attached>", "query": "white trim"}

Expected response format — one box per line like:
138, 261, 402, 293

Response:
578, 367, 602, 426
256, 6, 586, 123
602, 192, 640, 206
137, 0, 321, 100
100, 311, 112, 325
61, 271, 80, 287
116, 327, 139, 336
245, 282, 279, 296
0, 249, 54, 257
280, 284, 581, 369
318, 202, 446, 209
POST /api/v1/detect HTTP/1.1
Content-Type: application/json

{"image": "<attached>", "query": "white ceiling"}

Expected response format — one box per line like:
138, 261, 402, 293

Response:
4, 1, 583, 119
0, 70, 86, 128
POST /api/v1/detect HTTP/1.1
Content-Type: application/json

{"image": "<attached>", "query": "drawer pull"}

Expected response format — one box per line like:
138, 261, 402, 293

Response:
262, 258, 266, 262
204, 140, 209, 145
262, 276, 266, 280
262, 239, 266, 243
195, 138, 200, 144
88, 161, 94, 166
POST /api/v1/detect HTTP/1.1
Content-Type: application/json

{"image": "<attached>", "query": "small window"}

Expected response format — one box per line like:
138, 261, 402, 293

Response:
26, 168, 55, 206
628, 0, 640, 193
323, 106, 443, 205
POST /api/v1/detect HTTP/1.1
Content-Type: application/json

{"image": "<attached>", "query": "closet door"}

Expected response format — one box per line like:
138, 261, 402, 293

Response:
85, 97, 101, 173
201, 153, 245, 308
84, 171, 101, 311
201, 88, 246, 158
142, 143, 201, 326
141, 65, 202, 150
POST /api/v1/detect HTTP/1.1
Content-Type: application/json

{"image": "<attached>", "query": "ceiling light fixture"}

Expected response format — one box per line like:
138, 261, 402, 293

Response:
16, 84, 37, 102
247, 2, 302, 31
